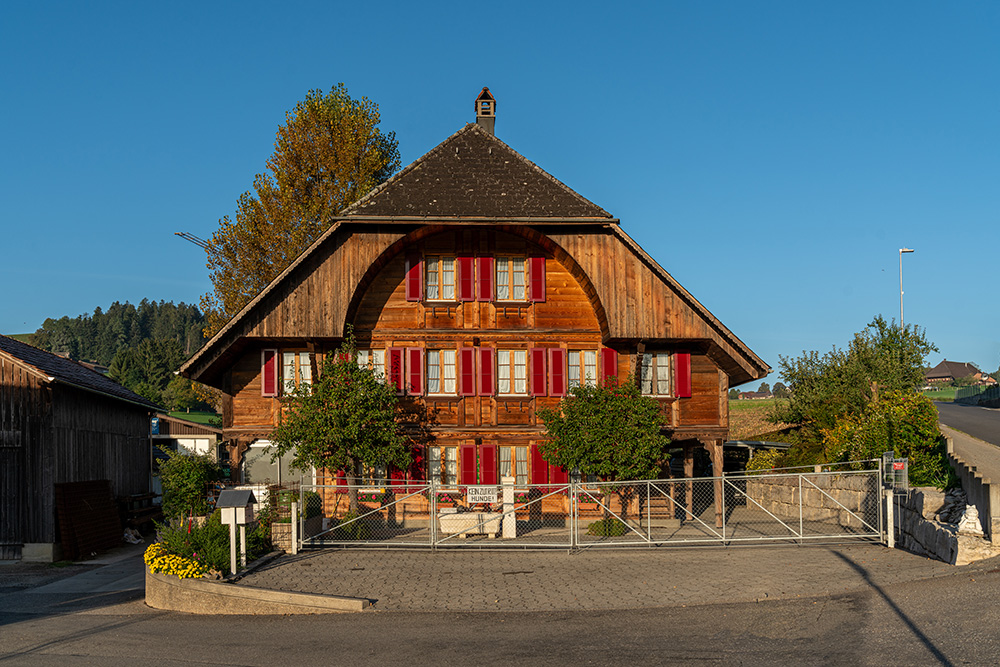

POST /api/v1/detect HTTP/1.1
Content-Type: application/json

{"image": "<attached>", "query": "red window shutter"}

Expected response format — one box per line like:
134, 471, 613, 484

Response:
479, 444, 497, 485
600, 348, 618, 387
388, 348, 405, 394
335, 470, 347, 494
549, 464, 569, 485
407, 347, 424, 396
405, 254, 423, 302
531, 347, 547, 396
530, 445, 549, 485
528, 256, 546, 302
458, 348, 476, 396
548, 348, 566, 397
477, 256, 494, 301
261, 349, 278, 397
409, 447, 426, 481
460, 444, 477, 486
457, 256, 474, 302
478, 347, 495, 396
675, 351, 692, 398
390, 466, 406, 488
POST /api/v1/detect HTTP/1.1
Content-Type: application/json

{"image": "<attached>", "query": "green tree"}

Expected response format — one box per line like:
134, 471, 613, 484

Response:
728, 388, 741, 400
537, 382, 669, 524
772, 382, 790, 399
269, 337, 411, 512
158, 449, 221, 519
758, 382, 771, 394
771, 316, 937, 438
162, 375, 210, 412
201, 84, 401, 338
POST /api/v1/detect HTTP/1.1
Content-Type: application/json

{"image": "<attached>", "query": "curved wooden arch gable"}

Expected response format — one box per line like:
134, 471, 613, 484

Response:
343, 224, 611, 338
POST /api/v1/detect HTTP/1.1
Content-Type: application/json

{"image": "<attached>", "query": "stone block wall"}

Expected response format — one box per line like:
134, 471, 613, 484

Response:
743, 472, 878, 531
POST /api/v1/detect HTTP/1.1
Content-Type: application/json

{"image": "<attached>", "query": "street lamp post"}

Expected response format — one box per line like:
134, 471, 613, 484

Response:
899, 248, 914, 328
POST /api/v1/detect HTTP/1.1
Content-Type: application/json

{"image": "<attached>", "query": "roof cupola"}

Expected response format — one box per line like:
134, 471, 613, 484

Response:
475, 87, 496, 135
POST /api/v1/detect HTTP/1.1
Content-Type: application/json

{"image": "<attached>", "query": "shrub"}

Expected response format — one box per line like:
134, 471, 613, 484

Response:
746, 449, 784, 473
586, 517, 627, 537
154, 510, 272, 576
158, 449, 221, 519
822, 391, 955, 488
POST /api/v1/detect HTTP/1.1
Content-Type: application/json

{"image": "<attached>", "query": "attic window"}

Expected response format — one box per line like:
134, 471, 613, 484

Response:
479, 101, 494, 116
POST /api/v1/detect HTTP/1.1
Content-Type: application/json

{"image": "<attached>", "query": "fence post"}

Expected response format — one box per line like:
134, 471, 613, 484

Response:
570, 480, 577, 550
798, 474, 803, 542
502, 476, 516, 539
430, 479, 437, 548
291, 500, 298, 555
884, 489, 895, 548
720, 474, 727, 544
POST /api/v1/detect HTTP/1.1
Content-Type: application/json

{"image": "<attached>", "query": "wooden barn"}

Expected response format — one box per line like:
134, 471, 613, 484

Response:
181, 88, 769, 507
0, 335, 157, 561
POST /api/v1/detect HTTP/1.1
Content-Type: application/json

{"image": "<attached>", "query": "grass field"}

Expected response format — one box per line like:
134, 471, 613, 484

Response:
921, 388, 956, 401
167, 411, 221, 426
6, 333, 34, 343
728, 399, 793, 440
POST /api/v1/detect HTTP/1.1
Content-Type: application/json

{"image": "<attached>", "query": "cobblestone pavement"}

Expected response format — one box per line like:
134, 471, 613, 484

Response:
236, 542, 996, 612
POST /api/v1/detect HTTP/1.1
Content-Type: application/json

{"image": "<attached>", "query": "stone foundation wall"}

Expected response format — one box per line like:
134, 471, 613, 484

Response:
271, 516, 323, 551
892, 487, 958, 563
743, 473, 877, 530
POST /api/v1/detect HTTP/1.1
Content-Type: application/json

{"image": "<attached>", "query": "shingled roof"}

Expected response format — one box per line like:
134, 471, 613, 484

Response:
0, 335, 160, 410
925, 359, 982, 381
343, 123, 613, 219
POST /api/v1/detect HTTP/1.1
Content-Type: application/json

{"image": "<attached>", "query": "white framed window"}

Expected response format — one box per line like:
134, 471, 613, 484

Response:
497, 349, 527, 395
425, 256, 456, 301
499, 446, 529, 487
428, 446, 458, 487
361, 464, 387, 489
568, 350, 598, 389
281, 352, 312, 394
640, 352, 672, 396
426, 349, 457, 394
495, 257, 526, 301
356, 349, 386, 380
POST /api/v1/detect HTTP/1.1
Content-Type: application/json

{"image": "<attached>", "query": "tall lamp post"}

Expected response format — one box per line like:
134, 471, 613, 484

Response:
899, 248, 914, 328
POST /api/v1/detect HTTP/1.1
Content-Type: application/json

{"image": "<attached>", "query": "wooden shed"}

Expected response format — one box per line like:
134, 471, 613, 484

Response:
0, 335, 158, 561
181, 88, 770, 519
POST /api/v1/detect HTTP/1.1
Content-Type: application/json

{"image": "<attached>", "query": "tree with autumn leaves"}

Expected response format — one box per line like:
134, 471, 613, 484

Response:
200, 84, 400, 338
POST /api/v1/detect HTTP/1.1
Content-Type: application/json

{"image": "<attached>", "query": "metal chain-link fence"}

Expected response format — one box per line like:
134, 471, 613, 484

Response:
295, 468, 883, 550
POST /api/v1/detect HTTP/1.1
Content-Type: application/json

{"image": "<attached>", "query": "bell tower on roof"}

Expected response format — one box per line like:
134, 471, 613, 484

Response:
475, 87, 496, 135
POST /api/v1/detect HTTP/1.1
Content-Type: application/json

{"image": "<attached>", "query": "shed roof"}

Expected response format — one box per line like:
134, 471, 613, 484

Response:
0, 334, 160, 410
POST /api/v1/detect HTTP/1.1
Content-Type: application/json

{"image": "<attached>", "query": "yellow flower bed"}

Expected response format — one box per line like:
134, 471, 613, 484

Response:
144, 542, 207, 579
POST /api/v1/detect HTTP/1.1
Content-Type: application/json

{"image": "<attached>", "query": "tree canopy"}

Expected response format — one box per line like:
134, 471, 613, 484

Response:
269, 338, 411, 509
537, 382, 669, 481
201, 84, 400, 337
771, 316, 937, 437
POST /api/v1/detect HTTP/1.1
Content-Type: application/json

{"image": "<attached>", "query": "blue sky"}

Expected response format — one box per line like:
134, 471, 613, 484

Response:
2, 1, 997, 384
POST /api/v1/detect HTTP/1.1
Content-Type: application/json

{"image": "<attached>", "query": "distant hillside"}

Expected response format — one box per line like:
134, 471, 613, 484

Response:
23, 300, 210, 411
27, 300, 204, 365
6, 333, 34, 344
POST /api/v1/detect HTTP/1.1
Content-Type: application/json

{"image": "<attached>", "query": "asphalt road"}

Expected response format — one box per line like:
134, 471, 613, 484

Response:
3, 561, 1000, 666
935, 401, 1000, 446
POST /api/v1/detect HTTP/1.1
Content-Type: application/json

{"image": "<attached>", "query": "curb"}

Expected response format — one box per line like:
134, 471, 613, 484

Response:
145, 569, 370, 614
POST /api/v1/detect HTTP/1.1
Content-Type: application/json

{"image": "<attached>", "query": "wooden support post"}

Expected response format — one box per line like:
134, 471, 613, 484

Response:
705, 439, 725, 529
684, 446, 695, 519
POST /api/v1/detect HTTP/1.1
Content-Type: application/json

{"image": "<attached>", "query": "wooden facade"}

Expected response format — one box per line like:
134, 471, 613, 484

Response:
182, 93, 769, 507
0, 335, 156, 561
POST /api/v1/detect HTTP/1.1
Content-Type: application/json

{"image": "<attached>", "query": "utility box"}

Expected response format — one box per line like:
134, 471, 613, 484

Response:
217, 489, 256, 525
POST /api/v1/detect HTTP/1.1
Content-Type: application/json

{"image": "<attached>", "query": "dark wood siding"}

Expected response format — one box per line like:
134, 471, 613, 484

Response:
1, 354, 151, 557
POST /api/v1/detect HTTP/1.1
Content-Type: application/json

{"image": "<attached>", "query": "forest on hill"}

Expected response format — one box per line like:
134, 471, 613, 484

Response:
25, 300, 210, 410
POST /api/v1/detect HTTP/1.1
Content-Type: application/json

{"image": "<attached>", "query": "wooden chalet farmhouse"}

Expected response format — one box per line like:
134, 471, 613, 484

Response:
181, 89, 769, 504
0, 335, 157, 561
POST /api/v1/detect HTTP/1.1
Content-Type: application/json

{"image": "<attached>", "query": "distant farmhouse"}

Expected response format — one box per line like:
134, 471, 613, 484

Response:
924, 360, 997, 386
0, 335, 158, 561
739, 390, 773, 400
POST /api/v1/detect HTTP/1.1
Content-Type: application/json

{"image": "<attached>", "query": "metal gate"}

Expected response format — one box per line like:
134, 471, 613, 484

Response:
295, 465, 884, 551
